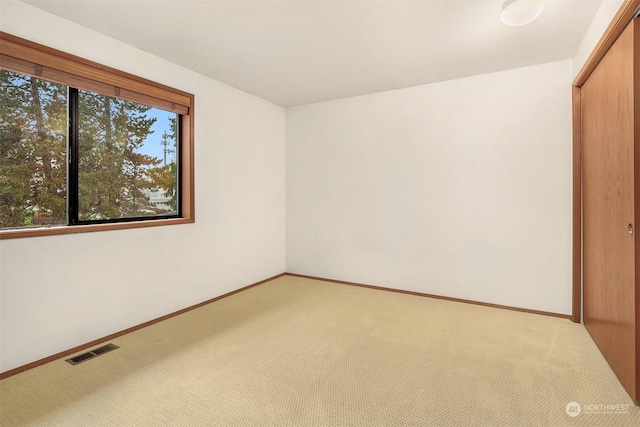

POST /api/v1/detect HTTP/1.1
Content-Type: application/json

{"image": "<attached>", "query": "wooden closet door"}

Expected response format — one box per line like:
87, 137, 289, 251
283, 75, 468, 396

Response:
582, 19, 637, 402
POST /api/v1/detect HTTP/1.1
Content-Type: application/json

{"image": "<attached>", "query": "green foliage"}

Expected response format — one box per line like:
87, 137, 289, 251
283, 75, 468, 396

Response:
0, 71, 67, 228
0, 70, 179, 228
148, 162, 178, 211
77, 91, 162, 219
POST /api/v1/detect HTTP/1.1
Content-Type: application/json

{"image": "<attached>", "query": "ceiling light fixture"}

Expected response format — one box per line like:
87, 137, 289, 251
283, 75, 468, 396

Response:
500, 0, 544, 27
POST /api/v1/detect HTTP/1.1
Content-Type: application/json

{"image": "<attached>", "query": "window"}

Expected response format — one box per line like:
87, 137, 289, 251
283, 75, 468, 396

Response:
0, 32, 194, 239
75, 89, 179, 222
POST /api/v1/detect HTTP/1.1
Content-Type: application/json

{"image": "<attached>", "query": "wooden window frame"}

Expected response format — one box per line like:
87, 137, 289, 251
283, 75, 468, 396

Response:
0, 32, 195, 239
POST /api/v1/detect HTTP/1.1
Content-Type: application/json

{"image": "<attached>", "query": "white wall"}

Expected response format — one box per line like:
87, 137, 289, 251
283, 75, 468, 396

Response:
287, 60, 573, 315
0, 1, 286, 373
573, 0, 625, 77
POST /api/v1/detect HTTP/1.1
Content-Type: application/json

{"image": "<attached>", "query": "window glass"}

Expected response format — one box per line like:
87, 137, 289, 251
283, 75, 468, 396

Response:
0, 32, 192, 238
0, 70, 67, 228
77, 90, 179, 221
0, 70, 179, 230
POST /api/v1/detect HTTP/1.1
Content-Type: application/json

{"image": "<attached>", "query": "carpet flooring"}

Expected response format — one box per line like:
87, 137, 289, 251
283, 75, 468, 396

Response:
1, 275, 638, 426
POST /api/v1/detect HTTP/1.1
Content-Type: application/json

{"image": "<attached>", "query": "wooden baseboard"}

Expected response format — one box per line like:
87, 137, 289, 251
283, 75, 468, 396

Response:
285, 273, 572, 320
1, 271, 571, 380
0, 273, 286, 380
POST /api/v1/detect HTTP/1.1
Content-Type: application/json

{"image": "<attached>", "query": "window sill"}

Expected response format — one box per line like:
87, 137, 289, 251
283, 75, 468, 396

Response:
0, 217, 194, 240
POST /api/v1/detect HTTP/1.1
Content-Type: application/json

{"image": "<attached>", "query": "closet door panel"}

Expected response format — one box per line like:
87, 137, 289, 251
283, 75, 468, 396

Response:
582, 18, 636, 400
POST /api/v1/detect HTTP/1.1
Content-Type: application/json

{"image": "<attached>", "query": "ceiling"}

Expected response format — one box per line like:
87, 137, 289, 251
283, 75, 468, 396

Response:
22, 0, 603, 107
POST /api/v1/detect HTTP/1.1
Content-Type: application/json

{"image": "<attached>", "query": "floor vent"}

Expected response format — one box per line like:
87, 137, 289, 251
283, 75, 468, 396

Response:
66, 343, 119, 365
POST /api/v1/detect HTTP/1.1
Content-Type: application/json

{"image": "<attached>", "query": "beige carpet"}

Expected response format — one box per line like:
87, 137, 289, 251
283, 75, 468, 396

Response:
1, 275, 638, 426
